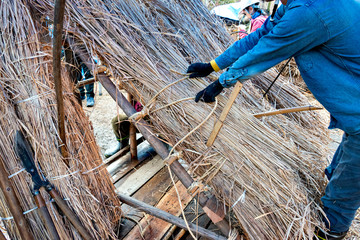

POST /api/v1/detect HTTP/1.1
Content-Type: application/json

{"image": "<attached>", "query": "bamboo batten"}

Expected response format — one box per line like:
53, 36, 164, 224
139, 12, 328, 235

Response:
0, 1, 121, 239
28, 0, 358, 239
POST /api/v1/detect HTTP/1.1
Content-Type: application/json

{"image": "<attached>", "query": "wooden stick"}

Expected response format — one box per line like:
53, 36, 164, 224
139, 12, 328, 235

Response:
127, 94, 138, 160
207, 81, 243, 147
76, 77, 96, 88
53, 0, 68, 160
118, 193, 227, 240
0, 157, 34, 240
34, 193, 60, 240
253, 106, 323, 118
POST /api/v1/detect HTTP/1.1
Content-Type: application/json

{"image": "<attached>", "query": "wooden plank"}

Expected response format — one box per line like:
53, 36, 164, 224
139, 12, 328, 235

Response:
107, 141, 155, 182
118, 194, 226, 240
118, 167, 173, 239
115, 155, 164, 195
124, 181, 193, 240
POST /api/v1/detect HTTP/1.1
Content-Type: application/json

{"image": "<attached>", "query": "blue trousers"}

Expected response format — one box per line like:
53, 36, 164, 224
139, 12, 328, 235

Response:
321, 133, 360, 232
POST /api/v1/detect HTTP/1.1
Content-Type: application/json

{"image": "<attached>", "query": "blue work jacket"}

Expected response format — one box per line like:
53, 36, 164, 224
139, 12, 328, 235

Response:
215, 0, 360, 134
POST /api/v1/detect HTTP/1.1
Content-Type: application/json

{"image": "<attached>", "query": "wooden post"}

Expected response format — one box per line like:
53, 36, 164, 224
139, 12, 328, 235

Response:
53, 0, 68, 160
207, 81, 243, 147
0, 157, 34, 240
127, 94, 138, 160
118, 193, 227, 240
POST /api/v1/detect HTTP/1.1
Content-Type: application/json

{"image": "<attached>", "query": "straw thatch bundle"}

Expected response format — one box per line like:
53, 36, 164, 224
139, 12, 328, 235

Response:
0, 1, 121, 239
30, 0, 358, 239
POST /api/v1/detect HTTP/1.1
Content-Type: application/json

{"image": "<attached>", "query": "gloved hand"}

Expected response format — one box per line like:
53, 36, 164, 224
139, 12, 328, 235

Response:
187, 62, 214, 78
195, 79, 224, 103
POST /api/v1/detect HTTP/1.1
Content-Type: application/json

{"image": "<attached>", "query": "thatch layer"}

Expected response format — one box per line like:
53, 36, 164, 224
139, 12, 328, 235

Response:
27, 0, 360, 239
0, 1, 121, 239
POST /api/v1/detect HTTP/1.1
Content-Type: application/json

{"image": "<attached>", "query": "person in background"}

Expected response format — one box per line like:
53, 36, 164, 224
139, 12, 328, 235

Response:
238, 2, 267, 39
76, 56, 95, 107
187, 0, 360, 239
104, 101, 143, 158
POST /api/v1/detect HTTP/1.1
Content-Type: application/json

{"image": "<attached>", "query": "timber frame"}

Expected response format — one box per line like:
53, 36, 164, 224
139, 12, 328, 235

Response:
66, 37, 237, 239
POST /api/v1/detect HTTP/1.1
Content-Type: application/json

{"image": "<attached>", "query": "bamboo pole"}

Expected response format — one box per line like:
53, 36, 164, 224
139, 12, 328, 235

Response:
118, 193, 227, 240
0, 157, 34, 240
253, 106, 323, 118
127, 94, 138, 160
53, 0, 68, 159
207, 81, 243, 147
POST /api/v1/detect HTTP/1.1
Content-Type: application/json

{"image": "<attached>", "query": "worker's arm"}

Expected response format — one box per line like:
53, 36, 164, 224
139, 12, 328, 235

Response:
219, 4, 329, 87
213, 6, 285, 71
187, 6, 283, 78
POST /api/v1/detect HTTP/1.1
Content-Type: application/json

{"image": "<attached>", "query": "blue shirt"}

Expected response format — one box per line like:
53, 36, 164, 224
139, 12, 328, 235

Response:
214, 0, 360, 134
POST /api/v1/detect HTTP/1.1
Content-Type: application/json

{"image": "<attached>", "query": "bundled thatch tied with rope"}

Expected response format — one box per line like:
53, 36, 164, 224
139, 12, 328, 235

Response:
29, 0, 360, 239
1, 0, 358, 239
0, 1, 121, 239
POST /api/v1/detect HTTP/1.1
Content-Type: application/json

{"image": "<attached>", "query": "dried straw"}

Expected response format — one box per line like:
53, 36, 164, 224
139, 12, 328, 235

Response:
31, 0, 359, 239
0, 1, 121, 239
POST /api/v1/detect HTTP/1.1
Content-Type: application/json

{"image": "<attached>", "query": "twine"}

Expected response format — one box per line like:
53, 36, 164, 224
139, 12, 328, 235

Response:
129, 108, 149, 122
49, 170, 80, 181
8, 168, 26, 179
146, 76, 189, 108
231, 190, 246, 208
82, 162, 106, 174
15, 90, 53, 104
0, 198, 70, 220
164, 151, 182, 165
150, 97, 194, 114
167, 98, 218, 158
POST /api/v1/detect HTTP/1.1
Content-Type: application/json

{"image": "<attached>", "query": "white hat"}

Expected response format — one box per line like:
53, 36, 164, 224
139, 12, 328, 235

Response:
211, 0, 260, 21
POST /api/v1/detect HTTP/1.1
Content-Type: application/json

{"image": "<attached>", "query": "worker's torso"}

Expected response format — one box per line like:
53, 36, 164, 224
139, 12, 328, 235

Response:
285, 0, 360, 134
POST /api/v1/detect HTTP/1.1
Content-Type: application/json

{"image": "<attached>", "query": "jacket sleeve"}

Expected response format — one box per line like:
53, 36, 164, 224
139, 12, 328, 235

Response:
214, 6, 286, 70
219, 4, 329, 87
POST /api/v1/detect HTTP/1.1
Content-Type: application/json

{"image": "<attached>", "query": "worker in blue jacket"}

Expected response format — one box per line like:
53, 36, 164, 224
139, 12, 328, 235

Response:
187, 0, 360, 239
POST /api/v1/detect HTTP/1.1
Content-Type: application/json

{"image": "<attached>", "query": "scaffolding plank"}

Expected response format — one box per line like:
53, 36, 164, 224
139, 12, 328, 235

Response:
124, 181, 192, 240
115, 155, 164, 195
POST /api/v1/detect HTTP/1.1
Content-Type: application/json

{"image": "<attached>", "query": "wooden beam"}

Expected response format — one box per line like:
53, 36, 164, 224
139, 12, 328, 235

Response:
53, 0, 68, 159
0, 157, 34, 240
207, 81, 243, 147
119, 184, 227, 240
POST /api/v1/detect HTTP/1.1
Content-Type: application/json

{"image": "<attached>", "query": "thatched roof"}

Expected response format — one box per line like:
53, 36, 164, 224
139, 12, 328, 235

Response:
0, 1, 121, 239
1, 0, 359, 239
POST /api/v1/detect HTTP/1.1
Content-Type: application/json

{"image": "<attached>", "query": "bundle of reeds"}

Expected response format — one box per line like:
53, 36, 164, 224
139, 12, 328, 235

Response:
31, 0, 358, 238
0, 1, 121, 239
